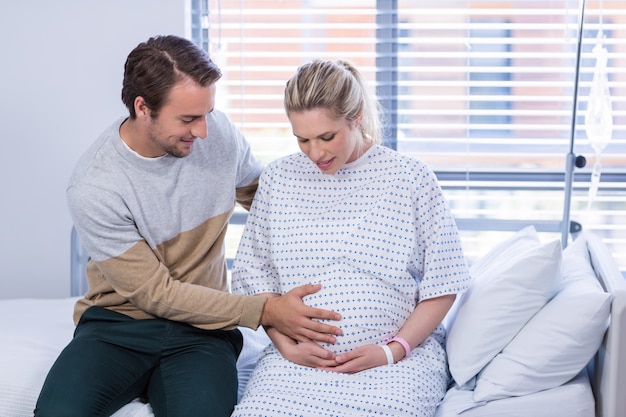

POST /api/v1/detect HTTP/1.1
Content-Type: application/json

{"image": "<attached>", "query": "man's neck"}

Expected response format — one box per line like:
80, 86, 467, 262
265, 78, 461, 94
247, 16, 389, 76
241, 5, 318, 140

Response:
119, 118, 164, 158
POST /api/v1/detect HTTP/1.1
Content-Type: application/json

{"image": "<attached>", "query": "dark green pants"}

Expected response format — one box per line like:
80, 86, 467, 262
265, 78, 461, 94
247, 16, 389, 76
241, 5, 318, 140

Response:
34, 306, 243, 417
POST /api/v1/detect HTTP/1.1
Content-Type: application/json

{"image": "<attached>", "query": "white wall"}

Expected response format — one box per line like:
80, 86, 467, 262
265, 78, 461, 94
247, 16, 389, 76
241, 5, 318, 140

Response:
0, 0, 190, 299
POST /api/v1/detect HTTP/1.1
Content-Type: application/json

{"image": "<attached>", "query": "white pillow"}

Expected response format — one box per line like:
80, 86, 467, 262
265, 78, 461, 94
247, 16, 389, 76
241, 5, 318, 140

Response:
561, 234, 598, 286
442, 226, 540, 331
446, 233, 562, 386
472, 235, 611, 402
468, 226, 541, 279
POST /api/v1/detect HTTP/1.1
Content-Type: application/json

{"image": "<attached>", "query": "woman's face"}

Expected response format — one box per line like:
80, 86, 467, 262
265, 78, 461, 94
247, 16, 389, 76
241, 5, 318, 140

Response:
288, 108, 365, 174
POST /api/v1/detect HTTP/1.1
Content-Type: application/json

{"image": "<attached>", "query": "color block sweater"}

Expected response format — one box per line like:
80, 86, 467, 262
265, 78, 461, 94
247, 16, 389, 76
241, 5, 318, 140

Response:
67, 110, 265, 330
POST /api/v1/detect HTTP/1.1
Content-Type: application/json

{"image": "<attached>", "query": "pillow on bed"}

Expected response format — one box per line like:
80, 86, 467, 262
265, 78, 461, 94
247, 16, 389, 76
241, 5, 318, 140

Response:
441, 226, 540, 332
560, 233, 603, 286
465, 226, 541, 280
472, 235, 611, 402
446, 228, 562, 387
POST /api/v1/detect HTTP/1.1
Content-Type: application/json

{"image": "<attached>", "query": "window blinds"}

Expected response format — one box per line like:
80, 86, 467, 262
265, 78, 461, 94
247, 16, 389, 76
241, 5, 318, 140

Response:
205, 0, 626, 273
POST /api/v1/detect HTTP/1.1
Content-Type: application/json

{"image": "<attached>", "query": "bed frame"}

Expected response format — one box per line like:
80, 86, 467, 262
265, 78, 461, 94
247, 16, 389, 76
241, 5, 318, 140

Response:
584, 232, 626, 417
69, 227, 625, 417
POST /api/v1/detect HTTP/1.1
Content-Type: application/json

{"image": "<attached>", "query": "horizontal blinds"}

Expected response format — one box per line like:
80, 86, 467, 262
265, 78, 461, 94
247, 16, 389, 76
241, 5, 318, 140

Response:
207, 0, 626, 273
209, 5, 378, 138
395, 6, 626, 163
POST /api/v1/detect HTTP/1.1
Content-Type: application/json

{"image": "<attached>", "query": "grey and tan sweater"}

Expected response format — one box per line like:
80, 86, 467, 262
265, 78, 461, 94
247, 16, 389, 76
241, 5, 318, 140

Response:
67, 110, 265, 331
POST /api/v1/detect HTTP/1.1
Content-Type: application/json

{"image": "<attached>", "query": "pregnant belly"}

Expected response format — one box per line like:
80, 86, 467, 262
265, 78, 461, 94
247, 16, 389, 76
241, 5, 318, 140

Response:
302, 271, 412, 354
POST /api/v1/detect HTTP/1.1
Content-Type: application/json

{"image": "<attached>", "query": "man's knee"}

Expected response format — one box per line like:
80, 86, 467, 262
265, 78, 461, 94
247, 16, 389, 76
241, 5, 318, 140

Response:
35, 391, 97, 417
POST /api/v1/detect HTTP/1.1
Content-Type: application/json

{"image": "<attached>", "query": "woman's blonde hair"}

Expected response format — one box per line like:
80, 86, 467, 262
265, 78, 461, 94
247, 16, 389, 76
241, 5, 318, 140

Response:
284, 59, 383, 145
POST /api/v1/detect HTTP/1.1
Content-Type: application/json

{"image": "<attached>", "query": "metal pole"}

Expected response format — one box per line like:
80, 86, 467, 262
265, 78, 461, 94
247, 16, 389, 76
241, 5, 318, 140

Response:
561, 0, 587, 248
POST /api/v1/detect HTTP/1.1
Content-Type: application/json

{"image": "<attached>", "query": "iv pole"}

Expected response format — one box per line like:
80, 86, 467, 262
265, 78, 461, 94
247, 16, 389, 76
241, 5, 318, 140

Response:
561, 0, 586, 248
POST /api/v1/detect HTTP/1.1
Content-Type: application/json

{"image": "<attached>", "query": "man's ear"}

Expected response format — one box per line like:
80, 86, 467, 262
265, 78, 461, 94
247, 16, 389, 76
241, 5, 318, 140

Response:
134, 96, 150, 118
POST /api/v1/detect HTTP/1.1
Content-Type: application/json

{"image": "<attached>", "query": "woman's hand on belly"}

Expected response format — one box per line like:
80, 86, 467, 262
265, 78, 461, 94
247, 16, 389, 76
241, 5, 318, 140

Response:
318, 344, 392, 374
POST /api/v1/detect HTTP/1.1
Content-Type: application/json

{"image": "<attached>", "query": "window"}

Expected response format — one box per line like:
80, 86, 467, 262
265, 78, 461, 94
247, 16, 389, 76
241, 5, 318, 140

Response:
204, 1, 626, 275
468, 22, 511, 136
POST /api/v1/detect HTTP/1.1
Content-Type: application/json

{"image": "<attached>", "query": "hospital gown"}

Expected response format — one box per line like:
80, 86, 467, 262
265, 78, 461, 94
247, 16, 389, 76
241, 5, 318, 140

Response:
231, 145, 470, 417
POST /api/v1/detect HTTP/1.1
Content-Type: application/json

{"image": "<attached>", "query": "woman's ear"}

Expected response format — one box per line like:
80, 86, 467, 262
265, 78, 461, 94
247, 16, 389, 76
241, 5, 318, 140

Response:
353, 112, 364, 128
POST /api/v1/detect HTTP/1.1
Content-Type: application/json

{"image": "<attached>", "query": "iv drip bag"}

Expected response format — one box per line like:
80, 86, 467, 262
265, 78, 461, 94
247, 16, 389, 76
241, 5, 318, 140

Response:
584, 33, 613, 210
585, 35, 613, 153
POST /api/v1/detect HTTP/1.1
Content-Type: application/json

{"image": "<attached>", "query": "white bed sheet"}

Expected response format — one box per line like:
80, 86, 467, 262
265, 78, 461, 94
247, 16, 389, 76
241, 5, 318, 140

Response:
0, 297, 77, 417
434, 370, 595, 417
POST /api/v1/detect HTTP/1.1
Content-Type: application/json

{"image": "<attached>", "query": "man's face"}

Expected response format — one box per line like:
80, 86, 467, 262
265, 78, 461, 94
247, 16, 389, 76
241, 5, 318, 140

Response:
144, 77, 217, 158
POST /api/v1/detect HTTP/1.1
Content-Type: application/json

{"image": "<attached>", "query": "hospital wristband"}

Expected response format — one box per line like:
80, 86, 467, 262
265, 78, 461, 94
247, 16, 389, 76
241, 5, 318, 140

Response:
391, 336, 411, 359
380, 344, 395, 365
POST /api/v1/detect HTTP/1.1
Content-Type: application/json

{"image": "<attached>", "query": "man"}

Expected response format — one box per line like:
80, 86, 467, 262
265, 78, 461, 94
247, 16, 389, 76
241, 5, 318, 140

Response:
34, 35, 341, 417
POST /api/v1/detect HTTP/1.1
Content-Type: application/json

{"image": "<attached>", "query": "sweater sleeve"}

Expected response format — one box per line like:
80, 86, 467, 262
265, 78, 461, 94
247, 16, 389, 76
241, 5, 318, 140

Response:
90, 238, 266, 330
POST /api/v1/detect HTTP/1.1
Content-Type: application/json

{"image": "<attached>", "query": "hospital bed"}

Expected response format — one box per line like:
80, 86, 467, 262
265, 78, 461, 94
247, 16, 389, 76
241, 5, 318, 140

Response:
0, 226, 624, 417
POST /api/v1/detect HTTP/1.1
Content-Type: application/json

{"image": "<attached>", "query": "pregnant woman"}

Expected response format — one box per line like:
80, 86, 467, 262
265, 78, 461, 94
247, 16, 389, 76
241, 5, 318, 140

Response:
231, 58, 471, 417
